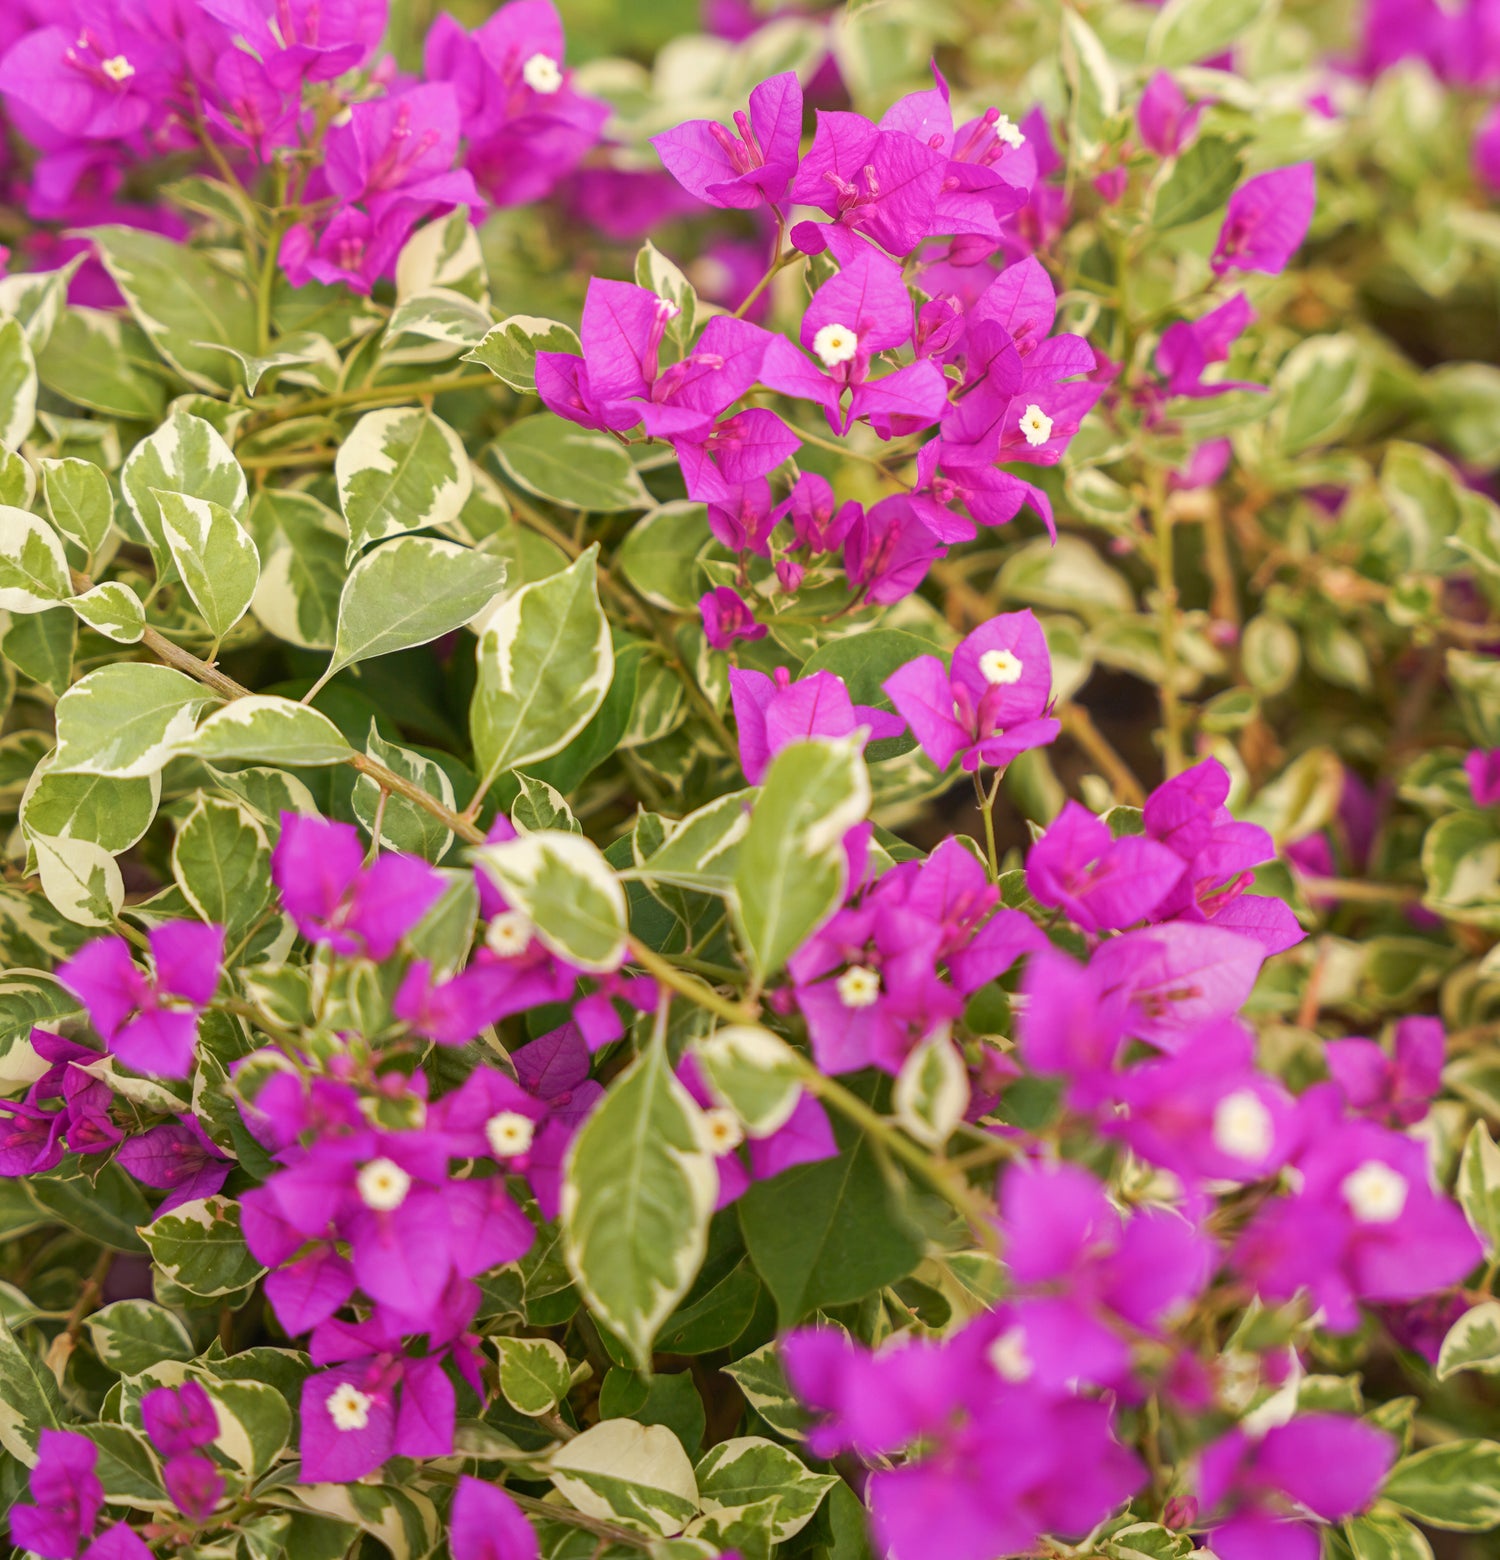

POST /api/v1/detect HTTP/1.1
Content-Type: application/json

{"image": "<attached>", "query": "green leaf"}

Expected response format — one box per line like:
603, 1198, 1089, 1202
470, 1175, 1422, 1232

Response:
1274, 335, 1372, 457
121, 411, 248, 580
90, 225, 258, 393
246, 488, 346, 651
1422, 810, 1500, 930
21, 760, 160, 854
494, 1335, 575, 1416
352, 724, 456, 862
1458, 1120, 1500, 1256
85, 1300, 195, 1376
634, 242, 698, 349
1241, 614, 1300, 696
26, 1162, 151, 1251
1345, 1512, 1434, 1560
512, 772, 579, 834
0, 444, 34, 507
37, 306, 168, 421
801, 629, 932, 760
0, 313, 38, 449
52, 664, 217, 779
694, 1025, 804, 1137
476, 830, 627, 972
186, 696, 353, 768
81, 1423, 165, 1508
493, 414, 651, 512
638, 790, 755, 891
0, 1316, 64, 1462
738, 1114, 923, 1325
385, 288, 492, 351
0, 506, 72, 612
618, 502, 724, 611
1060, 9, 1118, 149
548, 1419, 700, 1536
70, 582, 145, 645
172, 795, 272, 936
337, 405, 472, 558
732, 738, 870, 979
466, 315, 582, 393
323, 535, 507, 685
153, 488, 261, 639
892, 1029, 969, 1147
696, 1437, 836, 1541
3, 605, 75, 697
561, 1030, 717, 1372
1147, 0, 1270, 67
720, 1345, 806, 1439
32, 833, 124, 926
138, 1195, 266, 1299
470, 547, 613, 792
1384, 1440, 1500, 1531
1152, 136, 1244, 231
1438, 1301, 1500, 1380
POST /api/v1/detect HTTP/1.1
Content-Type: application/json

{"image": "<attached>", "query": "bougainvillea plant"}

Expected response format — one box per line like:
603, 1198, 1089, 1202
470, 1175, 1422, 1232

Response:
4, 0, 1500, 1557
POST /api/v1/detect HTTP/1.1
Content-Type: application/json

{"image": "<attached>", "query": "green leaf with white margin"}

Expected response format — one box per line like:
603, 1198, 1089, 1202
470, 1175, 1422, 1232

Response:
0, 972, 82, 1051
37, 305, 168, 422
1147, 0, 1270, 67
352, 723, 456, 862
639, 789, 754, 892
70, 582, 144, 644
336, 405, 472, 559
1437, 1301, 1500, 1380
0, 444, 34, 507
494, 1335, 575, 1416
1383, 1440, 1500, 1531
548, 1418, 700, 1536
320, 534, 507, 690
466, 316, 581, 394
475, 830, 627, 972
634, 242, 698, 352
732, 738, 870, 980
0, 258, 81, 352
32, 833, 123, 926
138, 1196, 266, 1299
1457, 1120, 1500, 1255
84, 1299, 195, 1376
52, 664, 217, 779
90, 224, 258, 393
172, 794, 272, 935
0, 1315, 64, 1463
561, 1030, 717, 1372
121, 410, 248, 579
0, 505, 72, 611
385, 288, 493, 351
470, 546, 612, 793
511, 772, 580, 835
186, 696, 353, 768
21, 756, 160, 854
1151, 136, 1244, 231
395, 206, 488, 303
1060, 9, 1118, 149
246, 487, 346, 652
695, 1026, 803, 1138
493, 414, 651, 513
618, 502, 723, 612
153, 489, 261, 640
1274, 335, 1373, 457
0, 313, 38, 449
1345, 1512, 1435, 1560
695, 1437, 837, 1541
893, 1028, 969, 1147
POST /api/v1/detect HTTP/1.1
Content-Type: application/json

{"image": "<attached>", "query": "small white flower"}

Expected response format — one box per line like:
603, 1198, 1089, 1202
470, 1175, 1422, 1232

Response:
1212, 1090, 1274, 1162
994, 113, 1025, 150
101, 54, 135, 81
485, 1111, 536, 1158
486, 910, 533, 958
522, 52, 563, 94
327, 1382, 374, 1432
1341, 1160, 1408, 1225
836, 965, 881, 1009
812, 322, 859, 368
356, 1156, 411, 1212
987, 1326, 1033, 1382
703, 1107, 745, 1154
1019, 403, 1053, 446
978, 648, 1024, 685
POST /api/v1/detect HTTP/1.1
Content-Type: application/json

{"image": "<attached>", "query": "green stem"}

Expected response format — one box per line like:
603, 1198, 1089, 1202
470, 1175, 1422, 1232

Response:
975, 769, 1001, 881
1146, 468, 1186, 776
627, 938, 758, 1026
251, 372, 495, 424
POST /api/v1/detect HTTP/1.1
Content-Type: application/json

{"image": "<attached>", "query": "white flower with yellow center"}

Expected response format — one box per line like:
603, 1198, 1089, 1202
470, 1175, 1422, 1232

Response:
987, 1325, 1033, 1382
1341, 1160, 1407, 1225
522, 52, 563, 93
1019, 404, 1053, 446
978, 648, 1024, 686
485, 1110, 536, 1158
703, 1107, 745, 1154
1212, 1091, 1274, 1161
995, 114, 1025, 150
327, 1381, 374, 1431
836, 965, 881, 1009
356, 1157, 411, 1212
486, 910, 533, 958
101, 54, 135, 81
812, 322, 859, 368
